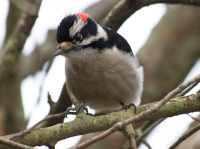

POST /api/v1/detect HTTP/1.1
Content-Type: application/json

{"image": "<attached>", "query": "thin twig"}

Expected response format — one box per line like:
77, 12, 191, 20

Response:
0, 137, 35, 149
169, 124, 200, 149
142, 138, 152, 149
128, 134, 137, 149
122, 125, 137, 149
136, 119, 164, 144
187, 114, 200, 123
8, 110, 76, 140
177, 81, 199, 97
71, 74, 200, 149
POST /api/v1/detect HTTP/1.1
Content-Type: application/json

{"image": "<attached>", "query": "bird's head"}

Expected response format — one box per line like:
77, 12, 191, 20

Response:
53, 13, 107, 57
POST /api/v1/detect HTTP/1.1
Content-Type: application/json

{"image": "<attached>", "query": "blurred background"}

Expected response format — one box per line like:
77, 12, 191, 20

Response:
0, 0, 200, 149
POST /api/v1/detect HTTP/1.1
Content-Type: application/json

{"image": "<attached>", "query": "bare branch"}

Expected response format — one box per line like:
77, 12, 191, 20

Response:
141, 139, 152, 149
121, 125, 137, 149
0, 137, 35, 149
169, 124, 200, 149
102, 0, 200, 31
128, 134, 137, 149
8, 110, 75, 140
187, 114, 200, 123
177, 81, 200, 97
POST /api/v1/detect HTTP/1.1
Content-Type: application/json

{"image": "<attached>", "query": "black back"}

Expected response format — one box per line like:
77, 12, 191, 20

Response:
82, 27, 133, 56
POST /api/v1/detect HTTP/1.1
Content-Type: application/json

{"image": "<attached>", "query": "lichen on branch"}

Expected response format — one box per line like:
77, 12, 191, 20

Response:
0, 93, 199, 149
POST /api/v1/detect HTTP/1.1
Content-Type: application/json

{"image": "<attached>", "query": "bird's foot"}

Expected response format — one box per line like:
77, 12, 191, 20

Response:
77, 102, 88, 114
120, 102, 137, 114
65, 107, 77, 118
65, 103, 89, 118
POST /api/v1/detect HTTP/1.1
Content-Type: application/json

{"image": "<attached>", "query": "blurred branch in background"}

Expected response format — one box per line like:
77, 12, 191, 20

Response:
175, 114, 200, 149
138, 5, 200, 105
0, 0, 42, 88
0, 0, 42, 135
102, 0, 200, 31
169, 124, 200, 149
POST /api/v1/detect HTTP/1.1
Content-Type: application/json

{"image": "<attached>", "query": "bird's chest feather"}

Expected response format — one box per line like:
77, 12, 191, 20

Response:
65, 51, 114, 99
65, 48, 137, 104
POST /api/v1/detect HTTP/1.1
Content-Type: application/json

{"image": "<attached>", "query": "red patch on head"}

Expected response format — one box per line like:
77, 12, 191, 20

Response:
75, 13, 90, 22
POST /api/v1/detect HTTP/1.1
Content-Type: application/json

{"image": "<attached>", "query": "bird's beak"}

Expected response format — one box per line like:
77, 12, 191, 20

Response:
53, 42, 72, 57
53, 48, 64, 57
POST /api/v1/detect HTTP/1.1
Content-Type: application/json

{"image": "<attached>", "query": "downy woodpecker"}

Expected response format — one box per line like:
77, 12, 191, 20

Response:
54, 13, 144, 114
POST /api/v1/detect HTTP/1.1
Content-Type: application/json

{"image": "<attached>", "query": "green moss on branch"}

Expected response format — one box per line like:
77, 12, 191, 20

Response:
1, 93, 199, 148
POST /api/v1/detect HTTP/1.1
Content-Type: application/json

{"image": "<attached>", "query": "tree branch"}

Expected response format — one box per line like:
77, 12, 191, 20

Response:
0, 137, 35, 149
102, 0, 200, 31
128, 134, 137, 149
0, 0, 42, 89
187, 114, 200, 123
72, 74, 200, 148
141, 139, 152, 149
1, 92, 198, 149
177, 81, 200, 97
9, 0, 41, 16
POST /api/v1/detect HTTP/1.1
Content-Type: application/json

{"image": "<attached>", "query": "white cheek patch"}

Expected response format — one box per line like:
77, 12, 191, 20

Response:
80, 25, 108, 45
69, 19, 87, 37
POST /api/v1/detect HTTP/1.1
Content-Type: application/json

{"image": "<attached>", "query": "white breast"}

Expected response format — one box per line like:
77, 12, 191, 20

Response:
65, 47, 143, 113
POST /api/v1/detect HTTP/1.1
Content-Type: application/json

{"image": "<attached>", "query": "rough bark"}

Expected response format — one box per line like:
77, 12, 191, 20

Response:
1, 93, 200, 149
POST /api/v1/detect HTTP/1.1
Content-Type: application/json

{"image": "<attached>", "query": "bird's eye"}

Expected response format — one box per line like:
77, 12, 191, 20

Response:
74, 33, 82, 41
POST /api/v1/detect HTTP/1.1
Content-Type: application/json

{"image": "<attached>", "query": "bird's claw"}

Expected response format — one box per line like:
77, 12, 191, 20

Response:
77, 102, 88, 114
121, 102, 137, 114
65, 107, 76, 118
65, 103, 88, 118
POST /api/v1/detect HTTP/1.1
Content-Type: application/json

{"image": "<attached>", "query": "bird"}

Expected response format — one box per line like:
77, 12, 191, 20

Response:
53, 13, 144, 114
